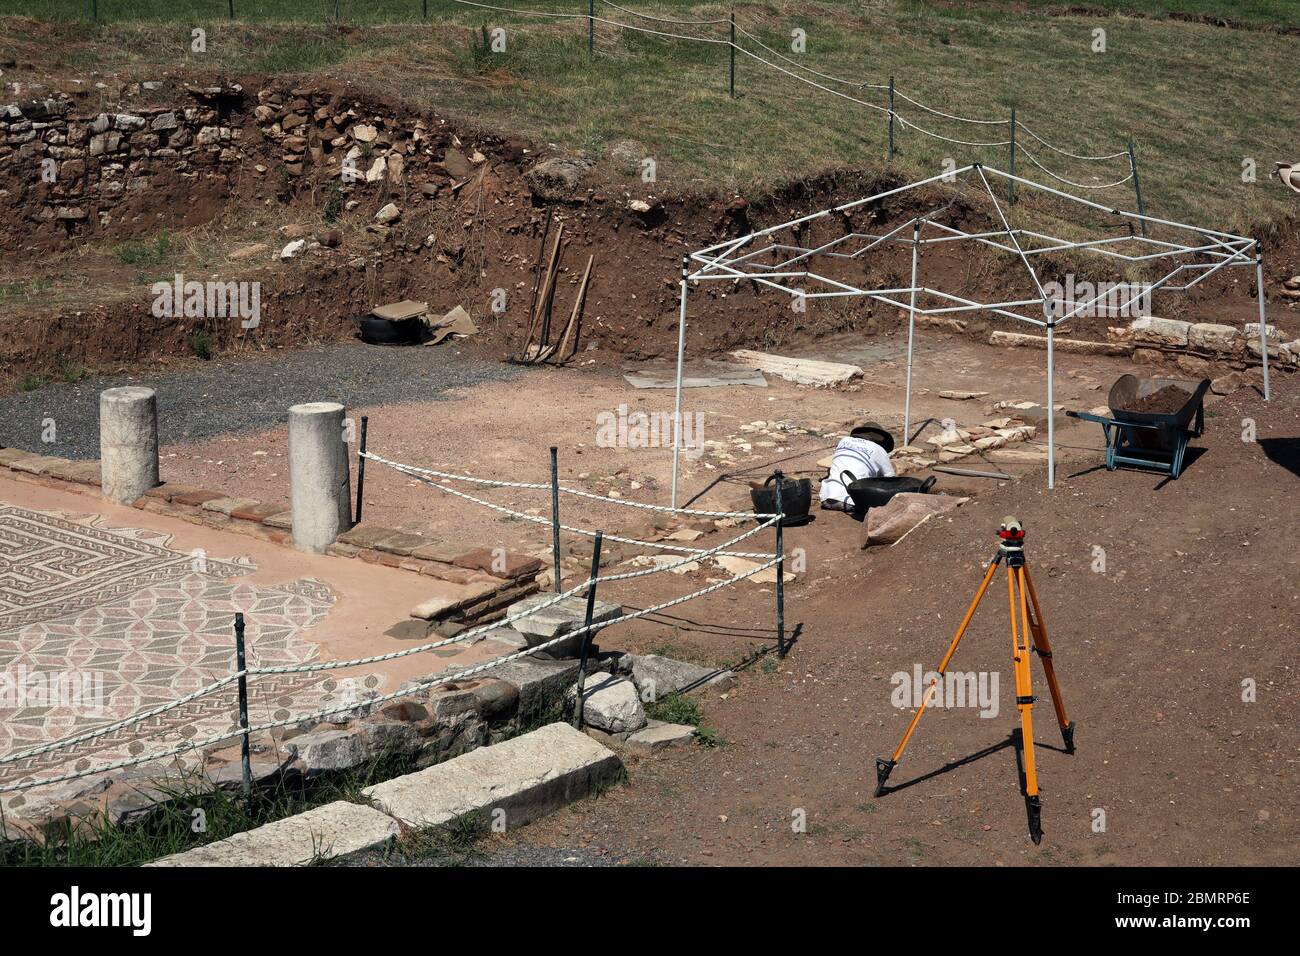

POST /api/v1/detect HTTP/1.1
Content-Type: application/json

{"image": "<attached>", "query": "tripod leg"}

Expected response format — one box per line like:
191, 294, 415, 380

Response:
1010, 565, 1043, 844
874, 555, 1001, 797
1022, 565, 1074, 753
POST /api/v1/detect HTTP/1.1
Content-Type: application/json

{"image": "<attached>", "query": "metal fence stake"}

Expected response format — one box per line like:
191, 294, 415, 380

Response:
773, 472, 786, 658
354, 415, 368, 526
1008, 108, 1017, 205
234, 613, 252, 800
550, 446, 562, 593
1128, 141, 1147, 238
729, 14, 736, 98
588, 0, 595, 57
573, 531, 604, 730
887, 76, 895, 162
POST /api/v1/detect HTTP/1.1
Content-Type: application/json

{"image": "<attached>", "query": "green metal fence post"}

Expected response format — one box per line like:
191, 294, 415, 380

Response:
588, 0, 594, 58
1128, 141, 1147, 238
773, 472, 786, 658
234, 613, 252, 800
1008, 107, 1017, 205
729, 13, 736, 98
550, 446, 562, 593
887, 76, 895, 162
572, 531, 604, 730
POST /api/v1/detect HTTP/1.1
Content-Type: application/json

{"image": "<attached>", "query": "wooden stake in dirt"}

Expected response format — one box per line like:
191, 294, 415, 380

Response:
543, 254, 594, 364
536, 226, 565, 350
518, 221, 564, 362
522, 209, 552, 350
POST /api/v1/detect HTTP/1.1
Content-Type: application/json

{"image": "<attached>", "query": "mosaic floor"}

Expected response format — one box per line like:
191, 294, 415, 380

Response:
0, 506, 379, 802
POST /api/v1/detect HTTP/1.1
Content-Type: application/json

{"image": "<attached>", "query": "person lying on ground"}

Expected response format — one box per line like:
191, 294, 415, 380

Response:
819, 421, 895, 512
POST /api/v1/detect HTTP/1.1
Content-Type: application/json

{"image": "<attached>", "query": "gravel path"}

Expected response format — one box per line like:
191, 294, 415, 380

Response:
0, 343, 521, 459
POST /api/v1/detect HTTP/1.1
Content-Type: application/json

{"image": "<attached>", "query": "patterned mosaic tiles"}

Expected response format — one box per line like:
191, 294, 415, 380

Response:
0, 506, 378, 801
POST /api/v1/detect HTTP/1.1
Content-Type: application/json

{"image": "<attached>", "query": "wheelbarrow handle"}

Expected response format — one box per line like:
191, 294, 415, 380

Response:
1065, 410, 1112, 426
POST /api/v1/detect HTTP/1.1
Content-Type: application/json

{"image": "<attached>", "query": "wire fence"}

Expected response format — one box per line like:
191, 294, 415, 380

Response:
0, 445, 792, 797
53, 0, 1145, 205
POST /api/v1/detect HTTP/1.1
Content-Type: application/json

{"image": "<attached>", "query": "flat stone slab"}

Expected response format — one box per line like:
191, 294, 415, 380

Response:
0, 448, 39, 466
630, 654, 734, 700
9, 455, 68, 475
409, 579, 503, 620
362, 723, 622, 830
336, 524, 400, 549
374, 531, 429, 556
626, 721, 695, 755
411, 541, 463, 564
507, 593, 622, 643
172, 489, 225, 507
148, 801, 399, 867
201, 496, 260, 516
453, 547, 543, 579
262, 511, 293, 529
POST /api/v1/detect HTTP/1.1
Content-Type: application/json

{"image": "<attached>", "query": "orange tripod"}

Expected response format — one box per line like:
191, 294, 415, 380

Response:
873, 516, 1074, 843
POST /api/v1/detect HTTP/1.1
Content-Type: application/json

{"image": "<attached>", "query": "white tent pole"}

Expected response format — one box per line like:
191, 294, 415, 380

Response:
904, 220, 922, 444
1047, 323, 1056, 490
671, 257, 689, 511
1255, 243, 1271, 402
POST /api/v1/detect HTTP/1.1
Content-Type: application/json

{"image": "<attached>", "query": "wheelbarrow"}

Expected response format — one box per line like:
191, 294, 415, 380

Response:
1066, 374, 1211, 480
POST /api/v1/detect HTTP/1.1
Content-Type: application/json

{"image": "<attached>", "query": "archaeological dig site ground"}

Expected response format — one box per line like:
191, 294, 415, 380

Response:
0, 0, 1294, 931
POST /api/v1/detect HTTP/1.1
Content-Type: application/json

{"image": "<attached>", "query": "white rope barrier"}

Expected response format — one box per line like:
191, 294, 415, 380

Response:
436, 0, 1135, 189
894, 111, 1012, 148
1017, 141, 1135, 190
1017, 121, 1130, 162
892, 88, 1006, 125
732, 22, 890, 91
360, 451, 773, 519
251, 514, 779, 677
366, 455, 774, 557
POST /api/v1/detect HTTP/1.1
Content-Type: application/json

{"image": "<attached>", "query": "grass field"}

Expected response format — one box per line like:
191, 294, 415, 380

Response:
1, 1, 1298, 231
4, 1, 1298, 27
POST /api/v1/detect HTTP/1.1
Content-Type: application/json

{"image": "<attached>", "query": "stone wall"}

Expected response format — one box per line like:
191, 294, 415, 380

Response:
1118, 316, 1299, 376
0, 84, 247, 242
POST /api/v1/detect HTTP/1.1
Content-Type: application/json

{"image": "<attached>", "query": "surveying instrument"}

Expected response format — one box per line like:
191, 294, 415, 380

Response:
873, 517, 1075, 843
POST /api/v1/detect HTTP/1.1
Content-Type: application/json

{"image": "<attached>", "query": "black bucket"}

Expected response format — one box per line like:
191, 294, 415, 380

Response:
749, 474, 812, 527
843, 472, 936, 519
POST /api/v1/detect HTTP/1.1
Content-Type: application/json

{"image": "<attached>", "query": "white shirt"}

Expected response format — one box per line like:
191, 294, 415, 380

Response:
819, 436, 895, 503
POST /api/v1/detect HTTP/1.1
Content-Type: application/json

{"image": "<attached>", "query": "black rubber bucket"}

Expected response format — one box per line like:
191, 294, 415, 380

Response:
749, 474, 812, 527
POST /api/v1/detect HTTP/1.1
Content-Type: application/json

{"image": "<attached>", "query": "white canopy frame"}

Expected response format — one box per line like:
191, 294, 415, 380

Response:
669, 163, 1269, 507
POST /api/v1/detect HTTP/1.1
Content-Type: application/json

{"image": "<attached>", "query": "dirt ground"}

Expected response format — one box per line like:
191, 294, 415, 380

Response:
159, 328, 1127, 547
147, 331, 1300, 866
487, 380, 1297, 867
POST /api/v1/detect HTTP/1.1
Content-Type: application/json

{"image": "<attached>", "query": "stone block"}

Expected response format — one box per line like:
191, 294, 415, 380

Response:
362, 723, 623, 830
